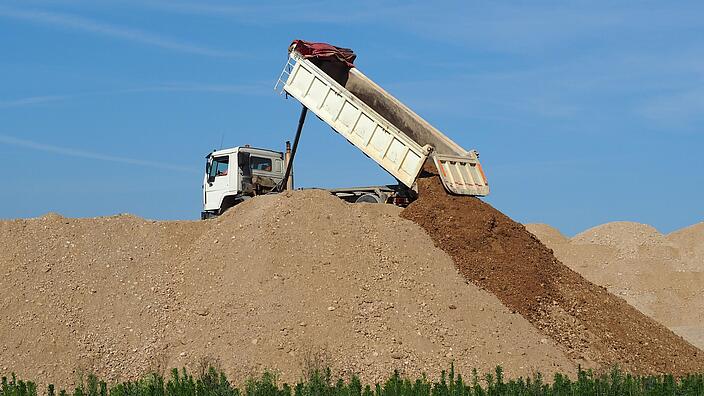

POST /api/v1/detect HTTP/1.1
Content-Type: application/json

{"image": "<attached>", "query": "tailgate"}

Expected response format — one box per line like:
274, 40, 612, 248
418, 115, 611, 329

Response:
432, 151, 489, 196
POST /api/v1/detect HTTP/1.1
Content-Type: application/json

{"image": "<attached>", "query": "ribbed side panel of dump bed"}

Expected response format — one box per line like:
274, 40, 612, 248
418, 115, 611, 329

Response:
345, 69, 489, 196
280, 52, 431, 188
278, 50, 489, 196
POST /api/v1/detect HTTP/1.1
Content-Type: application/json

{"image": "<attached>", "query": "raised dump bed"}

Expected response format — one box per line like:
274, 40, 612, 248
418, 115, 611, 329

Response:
277, 41, 489, 196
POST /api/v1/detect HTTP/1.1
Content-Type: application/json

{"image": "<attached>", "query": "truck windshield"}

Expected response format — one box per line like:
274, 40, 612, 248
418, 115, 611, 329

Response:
209, 156, 229, 178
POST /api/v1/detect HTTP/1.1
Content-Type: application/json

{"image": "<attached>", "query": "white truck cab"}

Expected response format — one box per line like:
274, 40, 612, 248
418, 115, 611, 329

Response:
202, 146, 285, 219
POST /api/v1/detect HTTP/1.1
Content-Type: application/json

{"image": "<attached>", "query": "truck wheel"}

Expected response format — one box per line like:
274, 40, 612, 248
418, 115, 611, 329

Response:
201, 211, 218, 220
219, 196, 246, 215
355, 193, 382, 204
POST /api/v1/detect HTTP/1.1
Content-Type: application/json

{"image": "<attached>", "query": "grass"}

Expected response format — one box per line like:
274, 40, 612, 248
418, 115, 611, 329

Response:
2, 365, 704, 396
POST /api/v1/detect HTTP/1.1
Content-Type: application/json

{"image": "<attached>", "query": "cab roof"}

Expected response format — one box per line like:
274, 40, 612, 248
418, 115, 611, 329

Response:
208, 146, 283, 159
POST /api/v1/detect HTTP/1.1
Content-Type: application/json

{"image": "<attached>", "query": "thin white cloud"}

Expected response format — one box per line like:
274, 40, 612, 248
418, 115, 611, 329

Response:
138, 0, 403, 25
0, 82, 269, 108
0, 5, 240, 57
0, 134, 196, 173
637, 89, 704, 129
0, 94, 72, 108
129, 82, 268, 94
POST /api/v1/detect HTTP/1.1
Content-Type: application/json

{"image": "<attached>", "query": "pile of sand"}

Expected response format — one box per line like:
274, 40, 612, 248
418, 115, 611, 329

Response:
402, 171, 704, 376
526, 221, 704, 351
668, 223, 704, 271
0, 190, 574, 388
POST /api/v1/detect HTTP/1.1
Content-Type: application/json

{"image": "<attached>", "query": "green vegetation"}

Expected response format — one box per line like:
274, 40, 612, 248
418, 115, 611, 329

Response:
2, 365, 703, 396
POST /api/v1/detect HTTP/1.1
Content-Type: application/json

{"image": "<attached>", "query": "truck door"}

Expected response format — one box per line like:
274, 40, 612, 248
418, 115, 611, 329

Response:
204, 155, 231, 211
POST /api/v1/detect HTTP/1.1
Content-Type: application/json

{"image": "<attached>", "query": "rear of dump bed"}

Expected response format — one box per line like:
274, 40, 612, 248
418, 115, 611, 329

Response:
277, 49, 489, 196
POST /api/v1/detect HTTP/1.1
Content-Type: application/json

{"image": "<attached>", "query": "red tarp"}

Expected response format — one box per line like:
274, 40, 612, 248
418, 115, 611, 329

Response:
289, 40, 356, 68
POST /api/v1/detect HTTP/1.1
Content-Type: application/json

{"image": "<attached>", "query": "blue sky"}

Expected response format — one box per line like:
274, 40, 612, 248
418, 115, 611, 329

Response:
1, 1, 702, 235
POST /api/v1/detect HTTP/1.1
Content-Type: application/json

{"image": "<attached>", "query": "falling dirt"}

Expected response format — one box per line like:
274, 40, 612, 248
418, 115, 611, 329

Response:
400, 168, 704, 376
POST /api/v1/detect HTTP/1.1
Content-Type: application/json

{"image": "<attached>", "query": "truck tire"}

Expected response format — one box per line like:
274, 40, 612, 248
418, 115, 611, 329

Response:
355, 193, 382, 204
219, 195, 247, 215
201, 211, 218, 220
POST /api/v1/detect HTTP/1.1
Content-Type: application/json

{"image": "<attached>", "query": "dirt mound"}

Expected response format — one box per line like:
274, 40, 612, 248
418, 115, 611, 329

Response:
573, 222, 665, 246
572, 222, 676, 260
0, 214, 208, 387
529, 221, 704, 351
0, 190, 574, 388
39, 212, 65, 221
524, 224, 569, 247
401, 170, 704, 376
667, 222, 704, 270
668, 222, 704, 249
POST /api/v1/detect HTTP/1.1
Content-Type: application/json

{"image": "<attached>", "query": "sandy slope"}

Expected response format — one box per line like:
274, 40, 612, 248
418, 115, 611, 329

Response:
526, 221, 704, 350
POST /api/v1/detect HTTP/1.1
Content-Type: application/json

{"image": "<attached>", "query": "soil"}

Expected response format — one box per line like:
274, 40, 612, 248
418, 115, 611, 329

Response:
400, 168, 704, 376
526, 221, 704, 350
2, 169, 701, 389
0, 190, 575, 389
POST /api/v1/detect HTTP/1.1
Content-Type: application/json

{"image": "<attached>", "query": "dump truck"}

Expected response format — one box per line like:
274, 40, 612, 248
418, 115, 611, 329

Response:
201, 40, 489, 219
